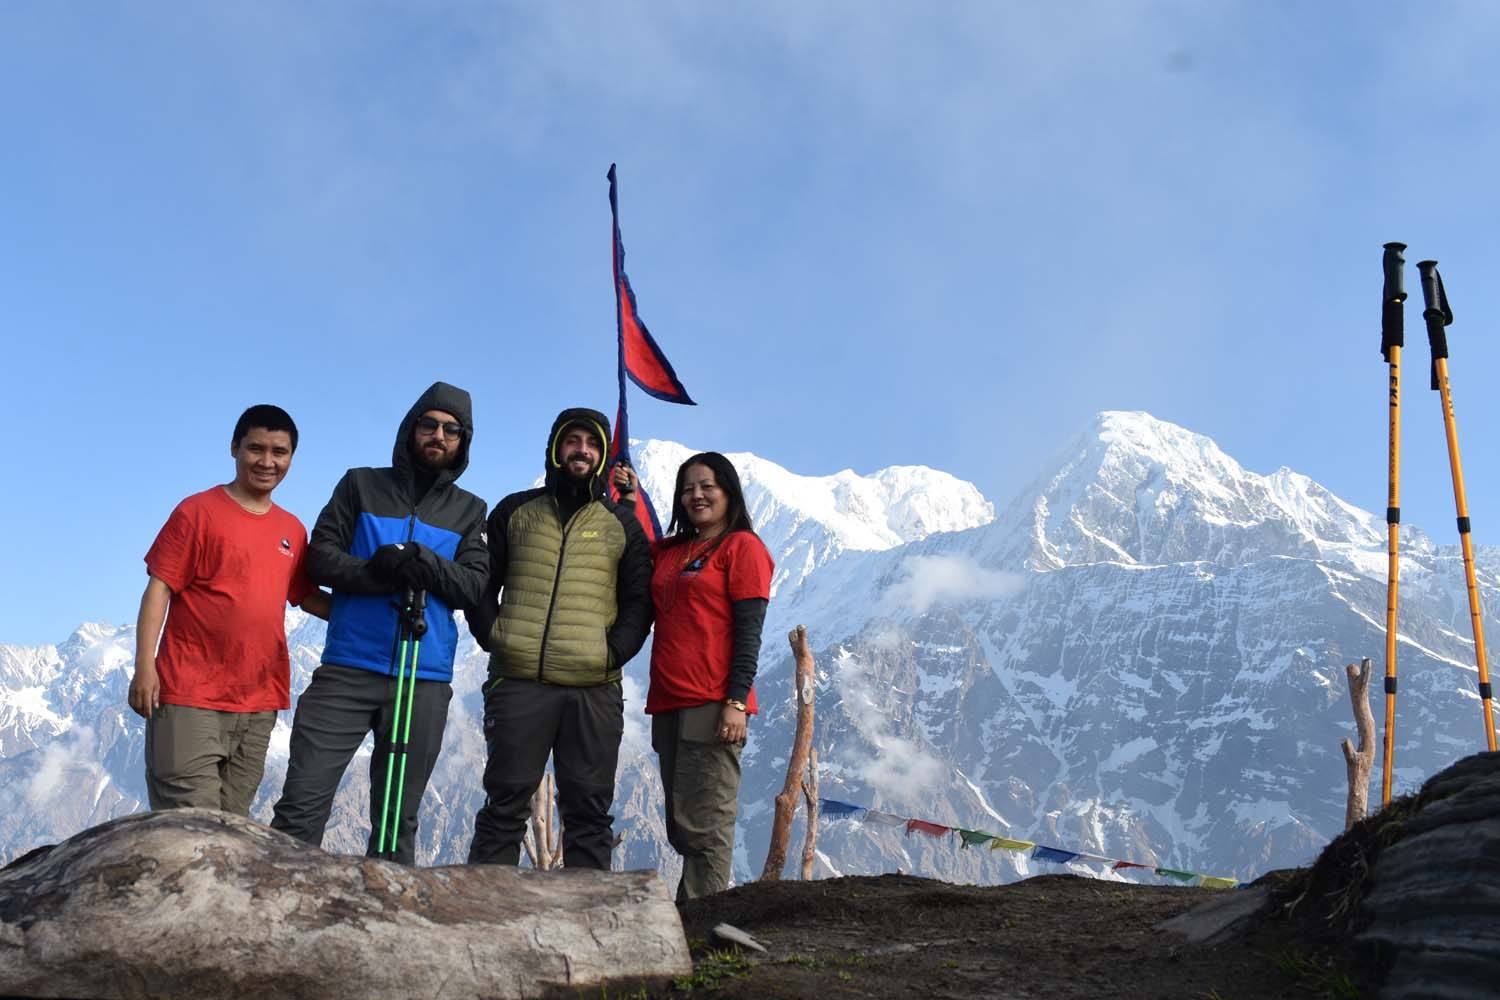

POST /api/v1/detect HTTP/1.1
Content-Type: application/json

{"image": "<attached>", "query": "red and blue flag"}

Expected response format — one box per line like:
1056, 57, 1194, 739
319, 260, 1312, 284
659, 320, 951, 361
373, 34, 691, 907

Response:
605, 164, 694, 544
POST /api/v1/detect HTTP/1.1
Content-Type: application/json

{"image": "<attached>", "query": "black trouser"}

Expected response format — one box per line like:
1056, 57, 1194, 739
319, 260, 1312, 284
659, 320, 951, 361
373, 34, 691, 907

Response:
270, 663, 452, 866
652, 702, 743, 901
468, 677, 623, 870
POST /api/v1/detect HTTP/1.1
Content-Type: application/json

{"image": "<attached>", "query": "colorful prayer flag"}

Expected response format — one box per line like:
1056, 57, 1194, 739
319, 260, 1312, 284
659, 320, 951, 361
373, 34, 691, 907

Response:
1032, 846, 1081, 865
1076, 853, 1117, 865
1199, 876, 1239, 890
862, 810, 908, 828
906, 819, 952, 838
1156, 868, 1199, 883
988, 837, 1036, 852
820, 799, 865, 817
957, 829, 995, 848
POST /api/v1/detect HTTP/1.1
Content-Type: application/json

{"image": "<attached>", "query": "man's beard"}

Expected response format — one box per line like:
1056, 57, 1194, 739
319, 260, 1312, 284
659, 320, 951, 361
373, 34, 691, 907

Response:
414, 443, 454, 471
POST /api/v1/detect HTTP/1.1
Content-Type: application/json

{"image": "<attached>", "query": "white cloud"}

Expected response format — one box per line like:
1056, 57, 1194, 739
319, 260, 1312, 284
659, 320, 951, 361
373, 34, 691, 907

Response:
832, 649, 943, 802
25, 725, 101, 806
880, 554, 1023, 615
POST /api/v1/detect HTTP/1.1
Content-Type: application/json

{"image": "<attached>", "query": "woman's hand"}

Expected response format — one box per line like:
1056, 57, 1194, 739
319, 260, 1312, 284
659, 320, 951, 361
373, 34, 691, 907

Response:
717, 703, 747, 744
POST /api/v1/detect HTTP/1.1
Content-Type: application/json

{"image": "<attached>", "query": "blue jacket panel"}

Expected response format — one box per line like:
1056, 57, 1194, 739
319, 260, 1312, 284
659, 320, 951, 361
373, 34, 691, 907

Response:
322, 513, 470, 682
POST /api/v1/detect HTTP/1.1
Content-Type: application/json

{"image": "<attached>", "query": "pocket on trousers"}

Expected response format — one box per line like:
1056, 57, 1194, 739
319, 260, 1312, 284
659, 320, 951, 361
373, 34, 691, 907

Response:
677, 702, 722, 745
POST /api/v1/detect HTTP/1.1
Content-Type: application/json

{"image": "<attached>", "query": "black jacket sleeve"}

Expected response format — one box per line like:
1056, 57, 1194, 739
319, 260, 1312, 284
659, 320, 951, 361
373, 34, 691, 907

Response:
727, 598, 769, 704
466, 499, 515, 652
606, 505, 654, 668
410, 496, 488, 612
307, 471, 395, 595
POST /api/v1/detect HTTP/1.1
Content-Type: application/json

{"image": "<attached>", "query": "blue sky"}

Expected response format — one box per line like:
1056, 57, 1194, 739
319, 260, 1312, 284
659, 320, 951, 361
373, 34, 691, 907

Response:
6, 3, 1500, 644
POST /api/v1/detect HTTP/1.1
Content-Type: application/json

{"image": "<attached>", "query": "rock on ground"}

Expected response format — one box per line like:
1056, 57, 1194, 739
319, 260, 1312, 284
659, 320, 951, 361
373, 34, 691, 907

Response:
0, 808, 690, 999
1355, 751, 1500, 997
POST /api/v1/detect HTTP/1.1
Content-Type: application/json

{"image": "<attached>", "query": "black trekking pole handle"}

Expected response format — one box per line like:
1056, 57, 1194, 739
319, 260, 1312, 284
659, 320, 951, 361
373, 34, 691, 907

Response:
408, 589, 428, 639
1381, 242, 1406, 362
1417, 260, 1452, 390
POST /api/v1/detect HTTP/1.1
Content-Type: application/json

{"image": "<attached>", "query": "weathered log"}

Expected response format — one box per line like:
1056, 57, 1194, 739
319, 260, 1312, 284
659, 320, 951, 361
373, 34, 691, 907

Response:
761, 625, 816, 881
800, 744, 820, 880
0, 808, 690, 999
1341, 657, 1375, 830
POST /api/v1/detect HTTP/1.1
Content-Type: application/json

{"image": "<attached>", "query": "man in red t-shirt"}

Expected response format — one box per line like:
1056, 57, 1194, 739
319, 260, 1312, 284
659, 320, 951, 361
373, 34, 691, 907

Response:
128, 405, 330, 815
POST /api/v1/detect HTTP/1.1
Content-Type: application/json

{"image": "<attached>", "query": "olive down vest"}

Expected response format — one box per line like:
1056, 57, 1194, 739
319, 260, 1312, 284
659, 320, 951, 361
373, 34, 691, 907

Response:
488, 494, 628, 686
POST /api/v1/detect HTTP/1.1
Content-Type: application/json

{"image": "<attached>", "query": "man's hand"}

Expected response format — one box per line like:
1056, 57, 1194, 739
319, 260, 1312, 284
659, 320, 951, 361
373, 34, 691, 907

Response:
368, 543, 417, 582
612, 464, 637, 499
399, 543, 439, 591
128, 665, 160, 719
133, 575, 171, 720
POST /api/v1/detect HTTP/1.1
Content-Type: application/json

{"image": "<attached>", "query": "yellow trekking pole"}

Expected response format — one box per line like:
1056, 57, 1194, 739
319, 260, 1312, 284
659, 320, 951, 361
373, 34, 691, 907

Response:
1379, 242, 1406, 804
1417, 260, 1497, 752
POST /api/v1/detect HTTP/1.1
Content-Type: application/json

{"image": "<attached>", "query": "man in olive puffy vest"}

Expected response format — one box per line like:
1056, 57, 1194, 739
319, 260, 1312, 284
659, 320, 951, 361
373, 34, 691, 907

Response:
466, 407, 653, 869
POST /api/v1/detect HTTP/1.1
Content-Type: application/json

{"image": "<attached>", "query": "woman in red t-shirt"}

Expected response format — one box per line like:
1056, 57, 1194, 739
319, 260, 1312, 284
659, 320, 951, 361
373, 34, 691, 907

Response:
618, 451, 774, 901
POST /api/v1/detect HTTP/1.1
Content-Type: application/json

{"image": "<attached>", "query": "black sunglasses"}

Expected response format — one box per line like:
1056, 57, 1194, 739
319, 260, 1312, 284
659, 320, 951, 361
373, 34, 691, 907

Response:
416, 416, 464, 438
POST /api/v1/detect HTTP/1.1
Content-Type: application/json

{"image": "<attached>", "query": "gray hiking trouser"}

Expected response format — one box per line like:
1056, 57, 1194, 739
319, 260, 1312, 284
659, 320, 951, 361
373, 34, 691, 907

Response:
144, 703, 277, 815
270, 663, 451, 866
652, 701, 743, 901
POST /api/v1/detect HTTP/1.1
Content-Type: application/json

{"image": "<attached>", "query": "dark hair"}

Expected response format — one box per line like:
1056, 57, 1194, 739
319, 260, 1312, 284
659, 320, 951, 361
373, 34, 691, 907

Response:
663, 451, 755, 547
232, 404, 299, 452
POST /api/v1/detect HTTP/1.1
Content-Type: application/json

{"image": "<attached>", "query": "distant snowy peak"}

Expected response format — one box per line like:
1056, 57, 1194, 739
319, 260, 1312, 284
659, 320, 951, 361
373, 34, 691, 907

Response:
998, 411, 1387, 573
629, 439, 994, 591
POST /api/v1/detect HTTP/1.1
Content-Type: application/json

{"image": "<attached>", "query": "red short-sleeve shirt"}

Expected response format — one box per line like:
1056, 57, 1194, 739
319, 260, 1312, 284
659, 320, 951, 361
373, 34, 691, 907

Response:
647, 530, 774, 715
145, 486, 312, 712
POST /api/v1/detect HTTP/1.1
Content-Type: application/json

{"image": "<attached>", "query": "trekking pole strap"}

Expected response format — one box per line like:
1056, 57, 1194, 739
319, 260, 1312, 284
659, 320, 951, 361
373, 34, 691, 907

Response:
1381, 242, 1406, 362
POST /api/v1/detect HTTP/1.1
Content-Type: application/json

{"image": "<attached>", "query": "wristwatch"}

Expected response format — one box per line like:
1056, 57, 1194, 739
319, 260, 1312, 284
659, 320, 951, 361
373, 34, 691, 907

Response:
724, 698, 748, 712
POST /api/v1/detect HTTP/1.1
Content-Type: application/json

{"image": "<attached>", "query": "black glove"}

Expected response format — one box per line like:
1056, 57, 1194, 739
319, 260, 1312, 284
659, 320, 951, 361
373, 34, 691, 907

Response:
368, 543, 417, 582
398, 543, 440, 591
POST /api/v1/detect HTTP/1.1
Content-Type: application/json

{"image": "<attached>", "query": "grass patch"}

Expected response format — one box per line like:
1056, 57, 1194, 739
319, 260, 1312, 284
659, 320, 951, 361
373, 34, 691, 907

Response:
1272, 948, 1360, 999
673, 947, 753, 992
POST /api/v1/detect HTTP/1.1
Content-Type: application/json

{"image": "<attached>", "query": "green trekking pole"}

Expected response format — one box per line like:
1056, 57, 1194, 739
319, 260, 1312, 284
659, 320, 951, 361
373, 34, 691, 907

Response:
388, 589, 427, 856
376, 588, 427, 858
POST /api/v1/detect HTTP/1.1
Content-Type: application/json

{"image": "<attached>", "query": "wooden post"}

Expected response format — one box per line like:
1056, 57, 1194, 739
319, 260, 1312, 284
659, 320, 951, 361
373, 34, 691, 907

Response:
800, 745, 819, 880
1342, 657, 1376, 829
761, 625, 817, 881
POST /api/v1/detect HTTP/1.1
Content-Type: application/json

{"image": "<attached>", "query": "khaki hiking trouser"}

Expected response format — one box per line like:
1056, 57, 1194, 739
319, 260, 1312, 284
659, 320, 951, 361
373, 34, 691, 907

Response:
144, 703, 277, 815
652, 701, 743, 902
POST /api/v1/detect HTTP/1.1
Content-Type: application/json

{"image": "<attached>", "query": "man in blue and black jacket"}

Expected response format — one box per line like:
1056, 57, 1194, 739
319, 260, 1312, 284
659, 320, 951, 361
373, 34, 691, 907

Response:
271, 381, 487, 865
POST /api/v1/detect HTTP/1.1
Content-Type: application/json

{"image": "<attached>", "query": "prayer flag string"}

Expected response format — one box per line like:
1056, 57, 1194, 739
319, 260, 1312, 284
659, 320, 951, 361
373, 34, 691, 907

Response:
817, 798, 1241, 889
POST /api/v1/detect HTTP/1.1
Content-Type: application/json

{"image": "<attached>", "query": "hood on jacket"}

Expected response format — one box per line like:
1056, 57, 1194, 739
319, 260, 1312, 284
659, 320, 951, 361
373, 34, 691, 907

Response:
394, 381, 475, 488
544, 406, 612, 499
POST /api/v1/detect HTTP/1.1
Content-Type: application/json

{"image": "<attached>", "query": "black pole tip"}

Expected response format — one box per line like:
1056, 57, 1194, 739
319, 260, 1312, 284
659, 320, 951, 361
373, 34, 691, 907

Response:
1383, 241, 1407, 251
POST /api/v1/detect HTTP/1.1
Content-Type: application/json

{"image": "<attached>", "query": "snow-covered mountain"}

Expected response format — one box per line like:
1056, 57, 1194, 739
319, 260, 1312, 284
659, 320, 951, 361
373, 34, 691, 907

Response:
628, 439, 995, 593
4, 412, 1495, 890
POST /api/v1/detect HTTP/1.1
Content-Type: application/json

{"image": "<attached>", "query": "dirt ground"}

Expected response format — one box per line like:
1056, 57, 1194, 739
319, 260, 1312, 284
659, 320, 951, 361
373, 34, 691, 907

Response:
645, 872, 1356, 1000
